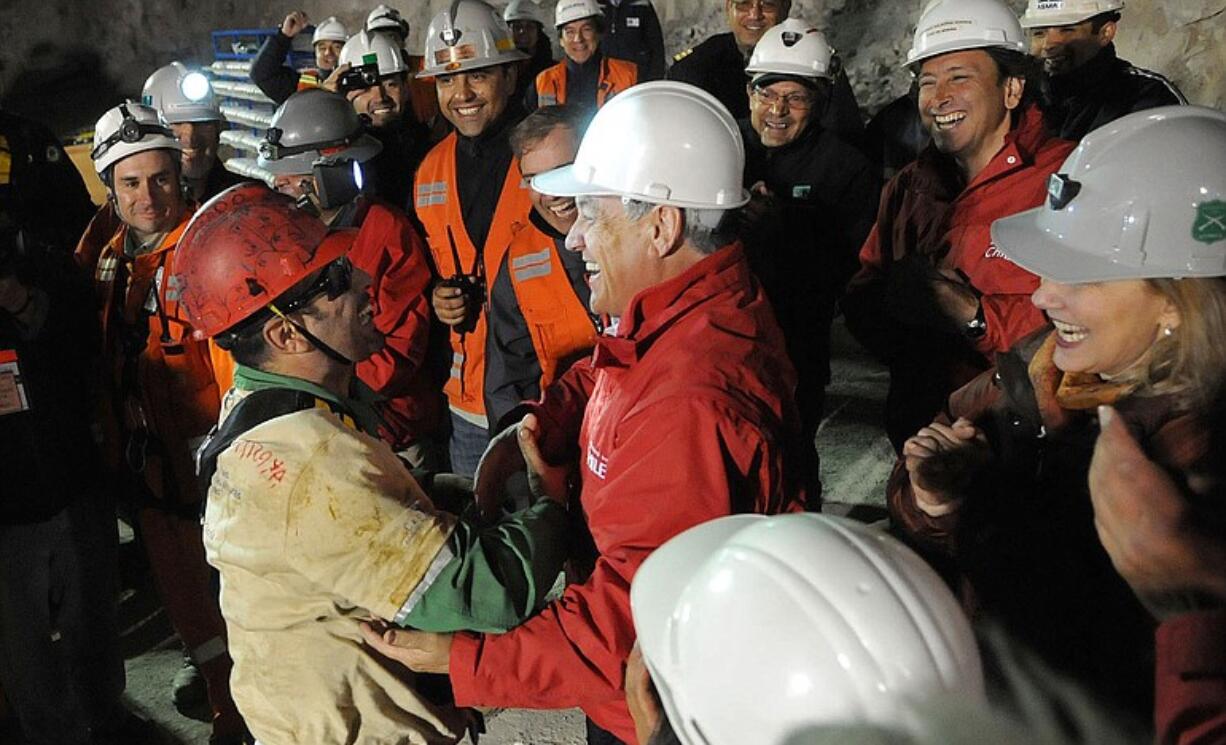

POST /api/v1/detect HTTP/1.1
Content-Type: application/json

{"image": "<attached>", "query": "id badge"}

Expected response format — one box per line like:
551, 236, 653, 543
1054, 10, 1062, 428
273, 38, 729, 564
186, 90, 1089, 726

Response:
0, 349, 30, 416
626, 16, 641, 27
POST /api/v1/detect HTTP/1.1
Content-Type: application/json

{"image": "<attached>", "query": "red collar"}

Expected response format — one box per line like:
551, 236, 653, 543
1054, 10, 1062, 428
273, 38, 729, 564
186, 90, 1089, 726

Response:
593, 243, 750, 368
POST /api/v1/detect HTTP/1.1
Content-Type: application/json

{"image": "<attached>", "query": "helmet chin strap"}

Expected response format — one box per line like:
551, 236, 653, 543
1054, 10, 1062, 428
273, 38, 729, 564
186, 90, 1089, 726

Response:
269, 304, 354, 365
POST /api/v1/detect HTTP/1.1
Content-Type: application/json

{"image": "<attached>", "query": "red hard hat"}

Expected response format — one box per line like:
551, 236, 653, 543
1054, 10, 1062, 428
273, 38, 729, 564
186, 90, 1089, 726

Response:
175, 183, 355, 339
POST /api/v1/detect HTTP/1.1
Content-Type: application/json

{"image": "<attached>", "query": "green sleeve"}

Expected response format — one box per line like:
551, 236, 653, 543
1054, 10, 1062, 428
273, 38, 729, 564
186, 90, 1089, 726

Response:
401, 500, 569, 633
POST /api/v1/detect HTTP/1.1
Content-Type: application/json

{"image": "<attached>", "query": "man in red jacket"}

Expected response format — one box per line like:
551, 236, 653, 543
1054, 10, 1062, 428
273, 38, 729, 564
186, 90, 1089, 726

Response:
841, 0, 1075, 451
362, 81, 805, 745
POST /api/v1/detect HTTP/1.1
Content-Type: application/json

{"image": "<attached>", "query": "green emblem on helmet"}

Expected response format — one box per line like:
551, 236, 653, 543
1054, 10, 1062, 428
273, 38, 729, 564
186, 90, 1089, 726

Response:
1193, 200, 1226, 245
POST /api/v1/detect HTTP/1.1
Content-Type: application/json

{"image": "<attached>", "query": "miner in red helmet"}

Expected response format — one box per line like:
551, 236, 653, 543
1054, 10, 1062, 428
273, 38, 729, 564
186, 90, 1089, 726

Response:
175, 183, 571, 743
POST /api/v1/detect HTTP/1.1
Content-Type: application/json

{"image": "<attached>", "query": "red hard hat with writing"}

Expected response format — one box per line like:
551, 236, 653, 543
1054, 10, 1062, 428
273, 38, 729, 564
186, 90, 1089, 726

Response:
175, 183, 354, 339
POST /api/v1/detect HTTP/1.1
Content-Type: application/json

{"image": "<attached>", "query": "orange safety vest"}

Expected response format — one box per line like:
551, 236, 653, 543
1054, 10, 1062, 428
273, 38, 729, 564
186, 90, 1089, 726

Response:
505, 223, 599, 390
414, 132, 531, 420
534, 56, 638, 108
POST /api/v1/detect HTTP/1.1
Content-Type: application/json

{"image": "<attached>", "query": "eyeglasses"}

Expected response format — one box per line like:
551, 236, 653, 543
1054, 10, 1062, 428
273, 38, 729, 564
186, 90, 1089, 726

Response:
277, 256, 353, 314
730, 0, 784, 14
561, 22, 599, 41
751, 87, 815, 110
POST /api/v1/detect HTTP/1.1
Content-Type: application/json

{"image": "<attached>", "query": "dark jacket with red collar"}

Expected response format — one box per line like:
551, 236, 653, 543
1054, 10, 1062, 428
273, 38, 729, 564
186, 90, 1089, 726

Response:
843, 103, 1075, 449
446, 244, 804, 743
888, 329, 1208, 719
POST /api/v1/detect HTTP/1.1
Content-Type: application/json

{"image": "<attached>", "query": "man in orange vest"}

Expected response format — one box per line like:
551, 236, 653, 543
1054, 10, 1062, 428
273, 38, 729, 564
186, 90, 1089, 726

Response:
414, 0, 537, 475
73, 103, 248, 744
487, 105, 599, 432
527, 0, 638, 111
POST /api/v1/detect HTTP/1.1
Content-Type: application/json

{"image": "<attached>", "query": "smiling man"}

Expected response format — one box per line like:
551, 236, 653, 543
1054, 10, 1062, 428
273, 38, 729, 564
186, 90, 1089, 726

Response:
1019, 0, 1184, 141
250, 11, 348, 105
142, 61, 246, 202
841, 0, 1076, 452
485, 106, 599, 430
526, 0, 638, 111
362, 81, 804, 745
413, 0, 533, 475
668, 0, 864, 145
331, 29, 437, 213
738, 18, 879, 503
72, 102, 248, 744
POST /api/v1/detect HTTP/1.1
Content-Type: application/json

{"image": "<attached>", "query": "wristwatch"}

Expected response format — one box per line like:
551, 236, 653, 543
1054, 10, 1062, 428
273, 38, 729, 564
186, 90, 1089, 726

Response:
963, 302, 987, 340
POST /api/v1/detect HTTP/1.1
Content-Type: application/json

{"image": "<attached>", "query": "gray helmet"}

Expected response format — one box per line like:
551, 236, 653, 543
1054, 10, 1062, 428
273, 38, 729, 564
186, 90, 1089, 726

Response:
257, 89, 384, 175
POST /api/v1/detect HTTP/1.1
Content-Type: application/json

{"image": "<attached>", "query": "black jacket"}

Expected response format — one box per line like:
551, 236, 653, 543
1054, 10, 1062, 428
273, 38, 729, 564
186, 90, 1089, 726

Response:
0, 110, 96, 254
0, 250, 100, 524
739, 119, 879, 385
669, 32, 865, 146
250, 31, 326, 106
1045, 43, 1185, 141
598, 0, 666, 81
369, 116, 434, 217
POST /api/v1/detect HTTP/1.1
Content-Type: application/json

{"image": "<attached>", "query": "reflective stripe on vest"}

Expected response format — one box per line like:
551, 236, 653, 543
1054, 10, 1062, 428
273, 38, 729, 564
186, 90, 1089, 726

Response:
414, 133, 532, 416
505, 226, 598, 390
415, 181, 448, 209
534, 56, 639, 109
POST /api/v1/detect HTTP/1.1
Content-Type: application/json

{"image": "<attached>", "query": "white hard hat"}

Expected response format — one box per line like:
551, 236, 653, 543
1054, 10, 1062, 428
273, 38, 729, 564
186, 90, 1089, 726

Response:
631, 514, 985, 745
340, 29, 408, 77
258, 89, 383, 175
91, 102, 183, 175
992, 106, 1226, 283
418, 0, 528, 78
367, 4, 410, 37
312, 16, 349, 45
532, 81, 750, 210
503, 0, 545, 25
555, 0, 602, 28
745, 18, 836, 82
1019, 0, 1125, 29
906, 0, 1027, 68
141, 61, 220, 125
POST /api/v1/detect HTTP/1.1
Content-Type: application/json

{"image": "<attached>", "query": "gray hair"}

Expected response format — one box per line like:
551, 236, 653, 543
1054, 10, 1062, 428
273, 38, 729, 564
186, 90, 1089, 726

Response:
621, 198, 729, 255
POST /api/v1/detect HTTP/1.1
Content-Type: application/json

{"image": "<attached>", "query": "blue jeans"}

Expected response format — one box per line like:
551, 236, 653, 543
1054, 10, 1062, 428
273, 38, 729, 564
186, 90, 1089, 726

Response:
448, 411, 491, 478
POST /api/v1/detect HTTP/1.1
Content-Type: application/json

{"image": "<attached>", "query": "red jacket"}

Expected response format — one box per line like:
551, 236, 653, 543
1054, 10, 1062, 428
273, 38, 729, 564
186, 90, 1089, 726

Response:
448, 245, 804, 743
1156, 609, 1226, 745
347, 199, 440, 448
851, 104, 1074, 358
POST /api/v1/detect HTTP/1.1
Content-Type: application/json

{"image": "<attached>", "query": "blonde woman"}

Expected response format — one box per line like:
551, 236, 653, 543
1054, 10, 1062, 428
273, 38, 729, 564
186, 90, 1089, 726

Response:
889, 106, 1226, 723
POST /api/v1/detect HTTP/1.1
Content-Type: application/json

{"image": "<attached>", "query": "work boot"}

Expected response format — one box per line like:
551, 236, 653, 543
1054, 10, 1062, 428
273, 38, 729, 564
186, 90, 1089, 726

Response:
171, 654, 208, 717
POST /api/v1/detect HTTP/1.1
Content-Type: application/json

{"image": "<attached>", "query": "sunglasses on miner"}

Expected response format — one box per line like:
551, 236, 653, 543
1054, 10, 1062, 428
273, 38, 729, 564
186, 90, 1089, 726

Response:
265, 256, 359, 365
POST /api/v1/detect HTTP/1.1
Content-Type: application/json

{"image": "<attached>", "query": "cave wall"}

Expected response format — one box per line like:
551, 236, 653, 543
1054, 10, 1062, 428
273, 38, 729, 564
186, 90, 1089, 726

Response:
1, 0, 1221, 134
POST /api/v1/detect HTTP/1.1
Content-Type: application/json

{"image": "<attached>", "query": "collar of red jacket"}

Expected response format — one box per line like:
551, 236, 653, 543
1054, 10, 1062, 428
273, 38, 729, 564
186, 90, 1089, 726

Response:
593, 242, 749, 368
915, 102, 1054, 196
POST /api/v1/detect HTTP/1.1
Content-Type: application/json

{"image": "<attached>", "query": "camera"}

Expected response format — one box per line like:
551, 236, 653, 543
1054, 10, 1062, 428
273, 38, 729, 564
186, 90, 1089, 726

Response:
439, 273, 485, 335
337, 63, 381, 94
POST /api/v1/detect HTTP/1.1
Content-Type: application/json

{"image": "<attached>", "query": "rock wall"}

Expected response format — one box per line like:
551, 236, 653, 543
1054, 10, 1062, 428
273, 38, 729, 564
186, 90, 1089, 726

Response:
1, 0, 1221, 133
